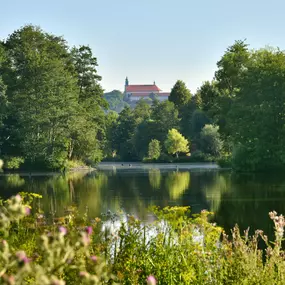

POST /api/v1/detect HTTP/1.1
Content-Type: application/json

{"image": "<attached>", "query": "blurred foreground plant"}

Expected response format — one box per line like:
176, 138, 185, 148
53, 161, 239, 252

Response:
0, 194, 285, 284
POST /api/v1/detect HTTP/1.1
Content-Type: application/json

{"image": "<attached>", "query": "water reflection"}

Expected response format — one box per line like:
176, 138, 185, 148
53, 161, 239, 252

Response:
165, 171, 190, 200
148, 169, 161, 190
1, 169, 285, 240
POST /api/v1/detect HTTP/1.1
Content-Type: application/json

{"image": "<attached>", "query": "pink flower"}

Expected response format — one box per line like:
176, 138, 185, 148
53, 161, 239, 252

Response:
90, 255, 98, 262
16, 251, 30, 265
79, 271, 88, 277
147, 275, 156, 285
25, 207, 31, 215
85, 226, 93, 236
59, 226, 67, 236
15, 195, 21, 202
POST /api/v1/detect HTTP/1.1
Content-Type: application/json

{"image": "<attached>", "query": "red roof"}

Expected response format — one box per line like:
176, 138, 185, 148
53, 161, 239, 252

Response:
126, 85, 161, 93
131, 92, 169, 97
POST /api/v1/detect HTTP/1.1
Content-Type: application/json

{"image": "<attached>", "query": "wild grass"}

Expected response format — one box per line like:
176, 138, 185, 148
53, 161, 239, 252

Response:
0, 194, 285, 284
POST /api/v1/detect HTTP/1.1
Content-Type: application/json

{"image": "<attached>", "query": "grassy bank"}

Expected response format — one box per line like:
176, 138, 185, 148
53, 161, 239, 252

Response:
0, 194, 285, 284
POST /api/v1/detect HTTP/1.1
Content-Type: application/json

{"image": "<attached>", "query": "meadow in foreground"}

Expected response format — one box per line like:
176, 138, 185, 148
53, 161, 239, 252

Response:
0, 193, 285, 284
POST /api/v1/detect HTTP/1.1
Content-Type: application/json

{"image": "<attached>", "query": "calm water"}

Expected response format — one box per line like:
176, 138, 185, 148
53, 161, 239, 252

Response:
0, 163, 285, 238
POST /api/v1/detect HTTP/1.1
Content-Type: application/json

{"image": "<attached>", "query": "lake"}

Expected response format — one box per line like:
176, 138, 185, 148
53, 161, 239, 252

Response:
0, 162, 284, 239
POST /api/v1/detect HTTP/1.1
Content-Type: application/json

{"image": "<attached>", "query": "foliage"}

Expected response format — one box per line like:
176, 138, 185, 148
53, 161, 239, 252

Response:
169, 80, 192, 109
228, 48, 285, 171
199, 124, 223, 158
151, 100, 180, 143
3, 156, 25, 170
147, 139, 161, 160
164, 129, 189, 158
2, 194, 285, 284
104, 90, 129, 112
190, 110, 211, 139
217, 153, 232, 168
0, 25, 106, 170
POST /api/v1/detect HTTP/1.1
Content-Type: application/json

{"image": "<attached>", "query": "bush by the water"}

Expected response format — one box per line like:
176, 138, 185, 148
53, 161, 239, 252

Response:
3, 156, 25, 170
1, 194, 285, 284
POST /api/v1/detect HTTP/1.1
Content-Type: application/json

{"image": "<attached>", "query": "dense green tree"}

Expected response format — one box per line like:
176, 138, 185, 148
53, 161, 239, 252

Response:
164, 129, 189, 158
169, 80, 192, 109
112, 106, 137, 160
133, 120, 158, 159
215, 40, 250, 95
229, 48, 285, 170
199, 124, 223, 157
147, 139, 161, 160
70, 45, 107, 163
151, 101, 180, 142
191, 110, 211, 138
196, 81, 220, 113
1, 25, 80, 168
0, 44, 7, 128
133, 99, 151, 124
179, 97, 199, 139
104, 90, 128, 112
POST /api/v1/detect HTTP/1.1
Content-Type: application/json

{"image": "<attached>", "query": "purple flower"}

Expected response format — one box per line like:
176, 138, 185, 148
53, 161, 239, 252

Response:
25, 207, 31, 215
90, 255, 98, 262
16, 251, 30, 265
59, 226, 67, 236
147, 275, 156, 285
85, 226, 93, 236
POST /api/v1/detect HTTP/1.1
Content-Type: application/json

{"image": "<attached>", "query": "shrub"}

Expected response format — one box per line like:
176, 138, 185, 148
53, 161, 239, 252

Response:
199, 124, 223, 157
3, 156, 25, 170
147, 139, 161, 160
2, 194, 285, 284
217, 153, 232, 168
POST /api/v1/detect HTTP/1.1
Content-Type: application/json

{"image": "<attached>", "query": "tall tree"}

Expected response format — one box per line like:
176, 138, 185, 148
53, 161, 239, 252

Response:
70, 45, 107, 162
147, 139, 161, 160
133, 99, 151, 124
215, 40, 250, 96
169, 80, 192, 109
0, 44, 7, 127
112, 106, 137, 160
229, 48, 285, 170
2, 25, 79, 168
151, 101, 180, 142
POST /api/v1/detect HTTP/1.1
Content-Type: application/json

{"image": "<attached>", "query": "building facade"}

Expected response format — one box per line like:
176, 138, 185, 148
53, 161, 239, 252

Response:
124, 77, 170, 102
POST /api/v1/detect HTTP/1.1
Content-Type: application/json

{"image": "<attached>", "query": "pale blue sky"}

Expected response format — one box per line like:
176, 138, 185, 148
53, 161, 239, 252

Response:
1, 0, 285, 93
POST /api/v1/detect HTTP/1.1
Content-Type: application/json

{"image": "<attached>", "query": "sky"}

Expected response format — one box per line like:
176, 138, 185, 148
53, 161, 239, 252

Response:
1, 0, 285, 93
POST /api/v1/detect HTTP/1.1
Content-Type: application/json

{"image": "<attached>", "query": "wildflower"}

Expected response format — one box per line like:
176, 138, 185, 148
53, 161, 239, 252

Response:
146, 275, 156, 285
15, 194, 21, 203
3, 274, 15, 285
85, 226, 93, 236
59, 226, 67, 236
90, 255, 98, 262
16, 251, 30, 266
79, 271, 89, 277
25, 207, 31, 215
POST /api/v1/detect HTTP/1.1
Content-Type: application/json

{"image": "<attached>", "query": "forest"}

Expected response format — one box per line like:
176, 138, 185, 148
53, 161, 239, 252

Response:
1, 25, 285, 171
